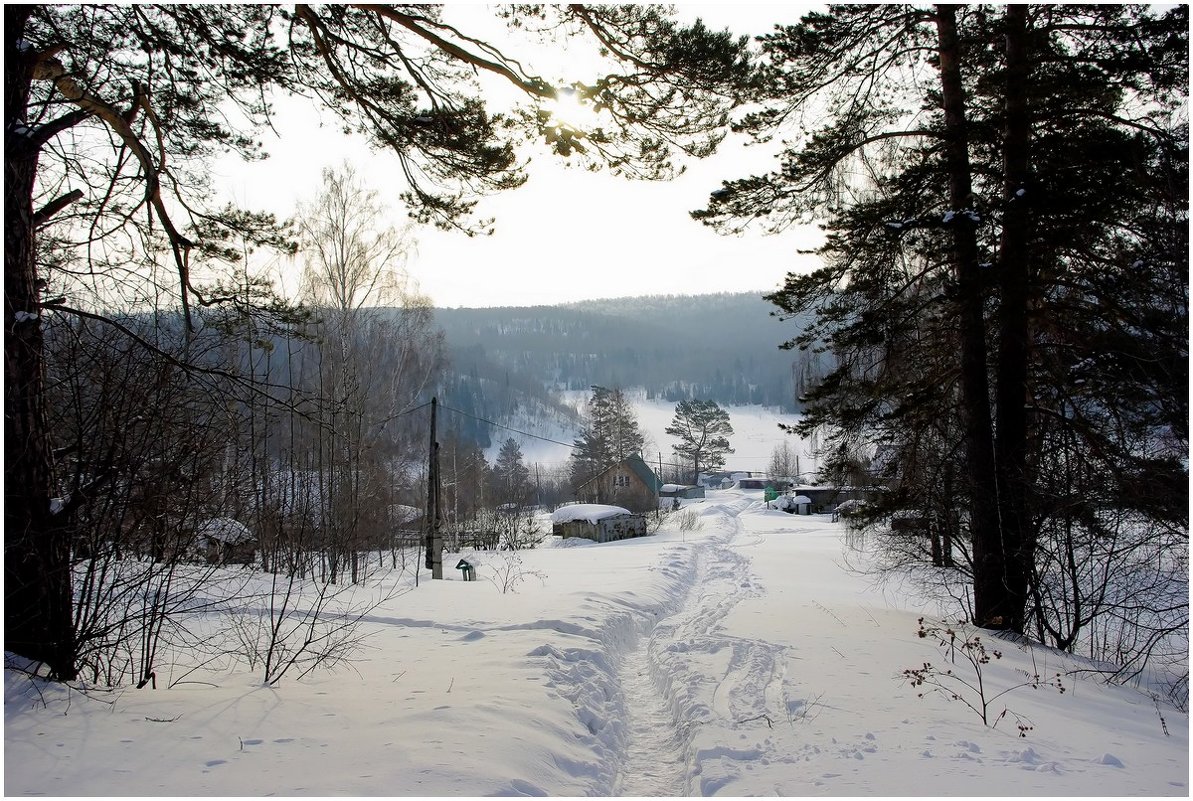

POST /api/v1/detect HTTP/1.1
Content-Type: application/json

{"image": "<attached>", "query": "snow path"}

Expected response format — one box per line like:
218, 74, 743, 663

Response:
612, 635, 689, 796
611, 497, 794, 795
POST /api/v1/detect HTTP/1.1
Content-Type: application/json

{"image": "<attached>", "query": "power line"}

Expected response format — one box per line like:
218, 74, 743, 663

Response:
373, 399, 435, 429
437, 402, 580, 449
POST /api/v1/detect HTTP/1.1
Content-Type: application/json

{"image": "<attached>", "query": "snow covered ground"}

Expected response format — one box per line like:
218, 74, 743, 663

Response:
6, 489, 1187, 796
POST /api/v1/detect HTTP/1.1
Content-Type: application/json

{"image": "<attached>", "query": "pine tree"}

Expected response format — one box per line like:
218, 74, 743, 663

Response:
493, 438, 531, 507
666, 399, 734, 483
569, 386, 645, 495
695, 4, 1188, 644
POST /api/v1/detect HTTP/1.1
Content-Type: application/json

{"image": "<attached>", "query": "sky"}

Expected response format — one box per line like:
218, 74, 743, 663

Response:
212, 4, 823, 309
7, 489, 1186, 795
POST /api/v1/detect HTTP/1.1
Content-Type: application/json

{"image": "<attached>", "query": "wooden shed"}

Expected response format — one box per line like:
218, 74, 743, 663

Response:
550, 504, 647, 544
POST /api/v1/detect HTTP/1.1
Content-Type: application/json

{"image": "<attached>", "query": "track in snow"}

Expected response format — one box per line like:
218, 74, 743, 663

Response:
611, 499, 778, 796
613, 635, 689, 796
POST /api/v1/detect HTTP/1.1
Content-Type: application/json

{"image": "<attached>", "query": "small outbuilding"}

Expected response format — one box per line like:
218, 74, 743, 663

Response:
196, 518, 256, 565
659, 483, 705, 500
550, 504, 647, 544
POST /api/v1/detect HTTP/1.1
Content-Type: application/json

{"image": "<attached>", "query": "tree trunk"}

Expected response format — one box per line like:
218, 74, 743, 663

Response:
929, 521, 944, 568
934, 5, 1009, 631
5, 6, 78, 679
993, 4, 1034, 634
941, 466, 956, 568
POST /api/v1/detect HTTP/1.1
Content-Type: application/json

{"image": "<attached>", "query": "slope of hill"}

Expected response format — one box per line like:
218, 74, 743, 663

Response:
434, 292, 818, 448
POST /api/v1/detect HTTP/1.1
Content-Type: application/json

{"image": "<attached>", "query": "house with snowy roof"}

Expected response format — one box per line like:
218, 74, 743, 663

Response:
574, 454, 661, 513
195, 517, 256, 565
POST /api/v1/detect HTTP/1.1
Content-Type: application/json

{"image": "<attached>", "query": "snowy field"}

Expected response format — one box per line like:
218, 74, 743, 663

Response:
5, 489, 1187, 796
505, 390, 812, 477
631, 395, 813, 477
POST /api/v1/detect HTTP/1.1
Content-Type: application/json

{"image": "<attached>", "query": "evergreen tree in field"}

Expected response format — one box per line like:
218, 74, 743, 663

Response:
569, 386, 645, 492
666, 400, 734, 483
695, 4, 1187, 683
492, 438, 531, 507
6, 5, 753, 680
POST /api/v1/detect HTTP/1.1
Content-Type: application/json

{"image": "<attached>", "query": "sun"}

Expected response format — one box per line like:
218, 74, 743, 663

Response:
539, 86, 605, 155
545, 88, 602, 132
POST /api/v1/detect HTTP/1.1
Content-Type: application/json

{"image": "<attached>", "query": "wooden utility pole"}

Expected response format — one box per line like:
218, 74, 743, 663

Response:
425, 397, 443, 579
432, 441, 443, 579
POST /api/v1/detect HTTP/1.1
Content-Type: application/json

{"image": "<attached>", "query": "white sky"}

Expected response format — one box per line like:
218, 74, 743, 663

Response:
213, 4, 822, 309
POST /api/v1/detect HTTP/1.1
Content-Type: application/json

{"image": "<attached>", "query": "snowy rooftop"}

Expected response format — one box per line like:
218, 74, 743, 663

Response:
550, 503, 633, 525
195, 517, 252, 544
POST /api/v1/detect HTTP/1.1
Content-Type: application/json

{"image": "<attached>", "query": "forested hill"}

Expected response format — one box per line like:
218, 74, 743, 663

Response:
434, 293, 813, 432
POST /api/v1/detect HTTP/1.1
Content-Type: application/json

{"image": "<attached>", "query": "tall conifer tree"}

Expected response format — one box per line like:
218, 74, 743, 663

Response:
569, 386, 645, 495
696, 4, 1187, 647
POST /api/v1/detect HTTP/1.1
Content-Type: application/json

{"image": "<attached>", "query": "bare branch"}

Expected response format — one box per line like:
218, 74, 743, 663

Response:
33, 189, 83, 228
33, 55, 196, 327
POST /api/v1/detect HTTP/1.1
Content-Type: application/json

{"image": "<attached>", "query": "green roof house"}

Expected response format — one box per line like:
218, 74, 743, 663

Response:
575, 454, 661, 514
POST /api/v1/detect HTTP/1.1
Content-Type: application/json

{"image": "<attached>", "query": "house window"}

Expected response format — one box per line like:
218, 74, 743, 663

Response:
613, 474, 630, 488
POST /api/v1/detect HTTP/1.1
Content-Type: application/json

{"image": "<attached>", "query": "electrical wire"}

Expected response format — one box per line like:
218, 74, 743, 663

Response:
436, 401, 585, 449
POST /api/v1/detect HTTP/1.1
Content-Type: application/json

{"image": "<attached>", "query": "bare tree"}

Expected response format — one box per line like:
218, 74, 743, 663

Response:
297, 165, 443, 584
44, 312, 258, 687
297, 163, 414, 317
7, 3, 752, 680
768, 441, 800, 482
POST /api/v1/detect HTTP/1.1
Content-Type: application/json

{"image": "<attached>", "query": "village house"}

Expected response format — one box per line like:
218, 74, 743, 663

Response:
195, 518, 256, 565
575, 454, 661, 514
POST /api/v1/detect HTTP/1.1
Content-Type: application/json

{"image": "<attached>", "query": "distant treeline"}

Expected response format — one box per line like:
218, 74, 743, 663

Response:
434, 293, 817, 431
114, 293, 819, 451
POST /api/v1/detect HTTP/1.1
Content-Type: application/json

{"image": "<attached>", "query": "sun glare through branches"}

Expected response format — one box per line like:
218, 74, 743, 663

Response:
540, 86, 605, 156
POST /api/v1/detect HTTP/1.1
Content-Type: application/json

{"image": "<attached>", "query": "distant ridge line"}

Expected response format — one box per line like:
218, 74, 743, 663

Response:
433, 290, 773, 313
